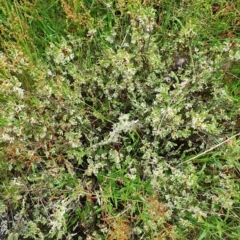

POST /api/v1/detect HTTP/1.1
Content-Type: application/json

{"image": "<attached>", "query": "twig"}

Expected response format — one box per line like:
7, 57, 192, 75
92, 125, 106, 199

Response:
178, 132, 240, 166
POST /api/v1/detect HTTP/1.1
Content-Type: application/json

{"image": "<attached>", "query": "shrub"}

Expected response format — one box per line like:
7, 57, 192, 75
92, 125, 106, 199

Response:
1, 0, 240, 239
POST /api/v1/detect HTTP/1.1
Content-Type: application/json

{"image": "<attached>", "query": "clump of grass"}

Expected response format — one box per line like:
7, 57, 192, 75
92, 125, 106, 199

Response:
1, 0, 240, 239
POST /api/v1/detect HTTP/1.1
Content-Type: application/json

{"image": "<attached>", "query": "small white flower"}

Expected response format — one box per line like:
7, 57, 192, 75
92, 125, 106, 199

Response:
13, 86, 24, 98
87, 29, 97, 38
105, 36, 114, 43
15, 104, 25, 113
47, 69, 53, 76
2, 133, 14, 143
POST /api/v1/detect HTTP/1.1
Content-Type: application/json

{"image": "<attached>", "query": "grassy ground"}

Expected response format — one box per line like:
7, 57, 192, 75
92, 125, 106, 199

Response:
0, 0, 240, 239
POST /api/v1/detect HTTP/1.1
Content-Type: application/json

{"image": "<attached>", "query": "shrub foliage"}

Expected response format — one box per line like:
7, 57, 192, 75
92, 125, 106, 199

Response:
0, 0, 240, 239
